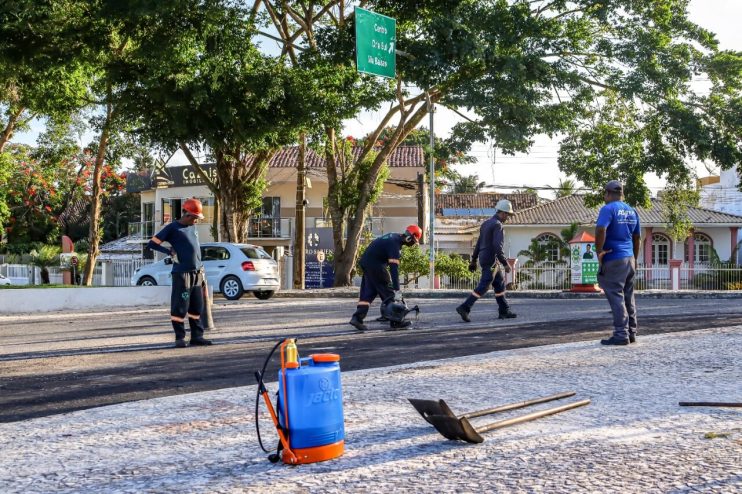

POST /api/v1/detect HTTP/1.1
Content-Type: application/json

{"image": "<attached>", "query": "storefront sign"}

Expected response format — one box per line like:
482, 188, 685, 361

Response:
153, 164, 217, 188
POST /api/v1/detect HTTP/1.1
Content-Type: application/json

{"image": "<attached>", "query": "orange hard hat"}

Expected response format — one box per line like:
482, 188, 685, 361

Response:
405, 224, 422, 242
183, 198, 205, 219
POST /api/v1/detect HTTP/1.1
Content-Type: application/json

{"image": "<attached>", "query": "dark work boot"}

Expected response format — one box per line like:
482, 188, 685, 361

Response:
456, 305, 471, 323
190, 337, 213, 346
601, 336, 629, 346
350, 315, 368, 331
171, 320, 187, 341
350, 305, 369, 331
498, 310, 517, 319
188, 316, 206, 341
629, 332, 637, 344
495, 295, 515, 319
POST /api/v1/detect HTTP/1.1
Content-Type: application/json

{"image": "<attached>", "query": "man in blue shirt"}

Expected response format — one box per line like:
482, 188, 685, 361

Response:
349, 225, 422, 331
456, 199, 516, 322
595, 181, 641, 345
147, 198, 212, 348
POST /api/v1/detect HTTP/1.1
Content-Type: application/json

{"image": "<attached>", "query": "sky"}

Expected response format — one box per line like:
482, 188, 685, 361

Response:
13, 0, 742, 198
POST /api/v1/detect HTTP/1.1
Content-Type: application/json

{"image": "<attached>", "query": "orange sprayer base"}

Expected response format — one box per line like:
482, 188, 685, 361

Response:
283, 440, 344, 465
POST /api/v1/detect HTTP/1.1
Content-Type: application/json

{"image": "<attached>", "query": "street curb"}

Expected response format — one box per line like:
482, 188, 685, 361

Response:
274, 288, 742, 300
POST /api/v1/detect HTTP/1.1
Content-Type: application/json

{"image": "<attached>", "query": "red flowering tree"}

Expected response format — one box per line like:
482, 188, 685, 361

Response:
1, 145, 126, 245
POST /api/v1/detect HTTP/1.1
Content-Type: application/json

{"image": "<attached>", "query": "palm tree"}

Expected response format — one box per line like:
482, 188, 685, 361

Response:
517, 239, 563, 267
29, 245, 61, 285
452, 174, 486, 193
551, 177, 577, 198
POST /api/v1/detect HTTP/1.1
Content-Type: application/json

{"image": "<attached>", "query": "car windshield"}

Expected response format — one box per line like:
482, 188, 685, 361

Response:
240, 247, 273, 260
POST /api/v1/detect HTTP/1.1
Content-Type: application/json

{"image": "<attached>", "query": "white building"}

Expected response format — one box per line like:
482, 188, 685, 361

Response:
700, 168, 742, 263
126, 146, 426, 260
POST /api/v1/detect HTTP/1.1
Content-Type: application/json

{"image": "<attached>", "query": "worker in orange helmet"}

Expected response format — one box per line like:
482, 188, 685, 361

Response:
147, 198, 213, 348
349, 225, 422, 331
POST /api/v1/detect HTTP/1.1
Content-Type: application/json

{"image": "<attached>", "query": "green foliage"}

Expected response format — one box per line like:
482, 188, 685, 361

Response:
518, 239, 565, 267
450, 173, 486, 193
400, 245, 429, 282
659, 184, 700, 241
0, 142, 127, 245
435, 252, 477, 281
328, 139, 390, 235
551, 178, 577, 199
29, 244, 60, 284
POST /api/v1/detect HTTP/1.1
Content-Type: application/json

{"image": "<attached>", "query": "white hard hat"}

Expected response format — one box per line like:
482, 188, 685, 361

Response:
495, 199, 514, 214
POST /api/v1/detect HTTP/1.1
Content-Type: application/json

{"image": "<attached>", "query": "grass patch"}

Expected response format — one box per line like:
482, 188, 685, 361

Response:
704, 432, 730, 439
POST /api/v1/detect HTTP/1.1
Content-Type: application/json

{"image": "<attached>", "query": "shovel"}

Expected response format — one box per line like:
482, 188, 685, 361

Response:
409, 391, 590, 443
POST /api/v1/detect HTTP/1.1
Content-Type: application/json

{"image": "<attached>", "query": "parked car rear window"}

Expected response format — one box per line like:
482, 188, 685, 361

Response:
202, 246, 230, 261
241, 247, 273, 260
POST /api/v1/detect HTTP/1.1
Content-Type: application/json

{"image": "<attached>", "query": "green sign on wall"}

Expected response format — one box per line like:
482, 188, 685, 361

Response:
355, 7, 396, 79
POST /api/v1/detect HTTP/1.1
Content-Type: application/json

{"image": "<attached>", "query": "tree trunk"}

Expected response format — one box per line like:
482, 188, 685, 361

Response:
327, 95, 438, 286
82, 97, 113, 286
0, 106, 24, 153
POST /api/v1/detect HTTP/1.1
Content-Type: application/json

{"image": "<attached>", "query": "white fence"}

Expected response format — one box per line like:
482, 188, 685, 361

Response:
399, 262, 742, 292
0, 260, 144, 287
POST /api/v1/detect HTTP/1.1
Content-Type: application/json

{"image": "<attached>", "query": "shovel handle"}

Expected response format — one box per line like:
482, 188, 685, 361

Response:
463, 391, 577, 419
475, 399, 591, 434
679, 402, 742, 407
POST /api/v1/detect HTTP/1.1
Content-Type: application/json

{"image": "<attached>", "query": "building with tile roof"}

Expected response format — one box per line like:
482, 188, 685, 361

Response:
127, 146, 427, 280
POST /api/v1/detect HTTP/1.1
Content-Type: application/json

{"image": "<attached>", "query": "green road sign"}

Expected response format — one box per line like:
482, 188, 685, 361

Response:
355, 7, 396, 79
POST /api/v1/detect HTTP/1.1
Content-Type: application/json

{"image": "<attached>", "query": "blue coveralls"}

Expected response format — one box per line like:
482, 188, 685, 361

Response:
147, 222, 206, 342
461, 215, 511, 313
352, 233, 403, 321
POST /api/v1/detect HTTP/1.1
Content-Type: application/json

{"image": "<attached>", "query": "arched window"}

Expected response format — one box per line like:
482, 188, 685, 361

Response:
651, 233, 671, 265
684, 232, 713, 264
535, 233, 562, 262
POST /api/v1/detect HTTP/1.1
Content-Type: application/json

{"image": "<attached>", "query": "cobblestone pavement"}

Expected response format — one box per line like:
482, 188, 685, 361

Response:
1, 327, 740, 493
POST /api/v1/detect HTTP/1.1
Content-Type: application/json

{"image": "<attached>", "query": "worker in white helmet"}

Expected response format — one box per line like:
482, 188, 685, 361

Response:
456, 199, 517, 322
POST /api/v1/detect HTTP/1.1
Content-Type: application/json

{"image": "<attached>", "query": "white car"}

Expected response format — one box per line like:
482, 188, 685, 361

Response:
0, 274, 11, 286
131, 242, 280, 300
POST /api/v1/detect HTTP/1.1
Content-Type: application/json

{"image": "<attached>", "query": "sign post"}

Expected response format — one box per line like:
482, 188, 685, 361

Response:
317, 251, 325, 288
355, 7, 396, 78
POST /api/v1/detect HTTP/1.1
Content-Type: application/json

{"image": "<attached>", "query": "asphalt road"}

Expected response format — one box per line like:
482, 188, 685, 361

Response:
1, 296, 740, 423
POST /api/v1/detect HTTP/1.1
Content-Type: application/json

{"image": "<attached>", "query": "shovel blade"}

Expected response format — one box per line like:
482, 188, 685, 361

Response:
426, 415, 484, 443
408, 398, 457, 422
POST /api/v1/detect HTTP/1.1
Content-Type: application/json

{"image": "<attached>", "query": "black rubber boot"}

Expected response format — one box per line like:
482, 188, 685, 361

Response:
496, 296, 516, 319
601, 336, 629, 346
498, 310, 517, 319
350, 315, 369, 331
350, 305, 369, 331
456, 305, 471, 323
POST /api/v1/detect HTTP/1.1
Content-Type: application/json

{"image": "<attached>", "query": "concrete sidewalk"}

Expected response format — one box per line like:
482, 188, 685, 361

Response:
1, 327, 740, 493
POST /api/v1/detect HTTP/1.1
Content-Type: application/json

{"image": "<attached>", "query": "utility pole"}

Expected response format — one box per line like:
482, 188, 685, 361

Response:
426, 92, 436, 289
293, 134, 306, 289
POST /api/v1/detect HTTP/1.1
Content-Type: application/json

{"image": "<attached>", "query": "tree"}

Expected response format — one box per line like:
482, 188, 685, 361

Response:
551, 178, 577, 199
451, 173, 486, 193
29, 245, 60, 285
111, 1, 313, 243
258, 1, 742, 285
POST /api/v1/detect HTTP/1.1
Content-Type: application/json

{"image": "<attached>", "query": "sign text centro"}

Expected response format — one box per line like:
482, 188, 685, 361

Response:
355, 7, 396, 79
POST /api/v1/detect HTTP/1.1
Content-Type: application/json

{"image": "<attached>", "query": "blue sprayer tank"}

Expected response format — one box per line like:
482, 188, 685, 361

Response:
277, 353, 345, 463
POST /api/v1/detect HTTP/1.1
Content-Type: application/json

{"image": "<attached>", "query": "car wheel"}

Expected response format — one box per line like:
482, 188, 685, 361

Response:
137, 276, 157, 286
220, 275, 244, 300
254, 290, 274, 300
